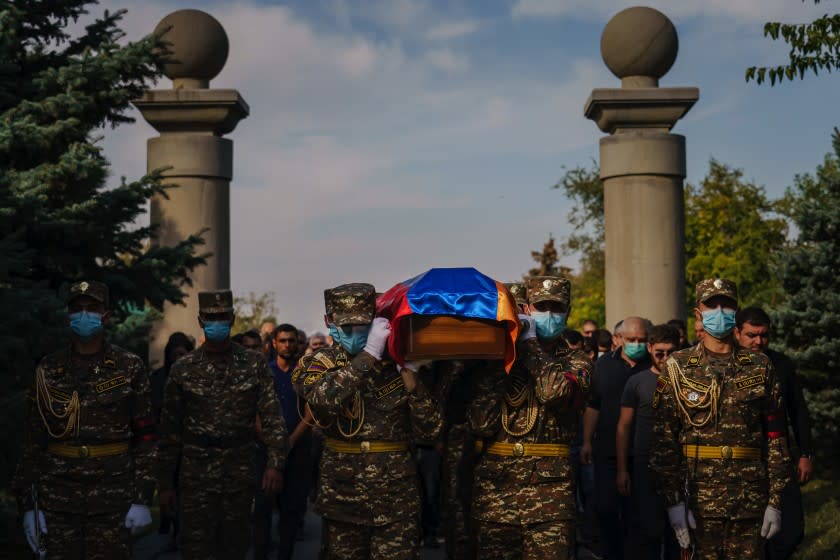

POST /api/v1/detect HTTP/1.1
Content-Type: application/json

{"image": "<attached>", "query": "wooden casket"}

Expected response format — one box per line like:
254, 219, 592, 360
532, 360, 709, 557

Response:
402, 314, 507, 361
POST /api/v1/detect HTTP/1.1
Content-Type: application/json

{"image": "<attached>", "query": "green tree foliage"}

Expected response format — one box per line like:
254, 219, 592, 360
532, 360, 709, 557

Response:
0, 1, 205, 491
533, 161, 787, 329
233, 291, 279, 334
746, 1, 840, 85
773, 130, 840, 467
534, 164, 606, 329
684, 160, 788, 309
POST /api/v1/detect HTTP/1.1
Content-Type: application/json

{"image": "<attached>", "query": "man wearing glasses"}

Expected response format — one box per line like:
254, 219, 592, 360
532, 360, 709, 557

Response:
616, 324, 682, 559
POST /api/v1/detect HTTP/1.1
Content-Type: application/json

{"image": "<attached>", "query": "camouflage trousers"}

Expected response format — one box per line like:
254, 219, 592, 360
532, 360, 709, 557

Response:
178, 474, 253, 559
441, 423, 476, 560
692, 516, 763, 559
320, 516, 420, 559
475, 518, 575, 560
42, 509, 130, 560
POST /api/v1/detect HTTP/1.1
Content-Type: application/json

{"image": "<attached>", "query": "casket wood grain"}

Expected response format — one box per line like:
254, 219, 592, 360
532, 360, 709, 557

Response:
402, 315, 507, 360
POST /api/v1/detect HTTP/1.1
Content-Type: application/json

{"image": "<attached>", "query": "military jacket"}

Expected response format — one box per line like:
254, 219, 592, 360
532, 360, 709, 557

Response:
13, 344, 156, 514
468, 338, 592, 524
649, 342, 789, 520
292, 346, 443, 525
158, 343, 287, 491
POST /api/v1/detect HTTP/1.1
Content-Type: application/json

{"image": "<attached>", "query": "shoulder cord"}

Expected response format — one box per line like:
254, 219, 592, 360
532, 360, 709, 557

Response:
336, 391, 365, 438
501, 374, 537, 437
666, 359, 721, 429
297, 399, 334, 429
35, 366, 81, 439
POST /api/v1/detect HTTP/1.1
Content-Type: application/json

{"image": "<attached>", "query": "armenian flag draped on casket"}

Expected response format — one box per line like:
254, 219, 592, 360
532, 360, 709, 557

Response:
376, 267, 521, 372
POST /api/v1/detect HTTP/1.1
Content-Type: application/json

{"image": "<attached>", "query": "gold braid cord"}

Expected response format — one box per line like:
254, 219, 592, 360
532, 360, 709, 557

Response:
35, 368, 80, 439
501, 375, 538, 437
298, 400, 334, 429
665, 359, 721, 429
336, 391, 365, 438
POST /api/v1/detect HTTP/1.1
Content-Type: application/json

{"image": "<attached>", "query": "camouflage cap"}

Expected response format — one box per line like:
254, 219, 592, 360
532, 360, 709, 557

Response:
695, 278, 738, 305
505, 282, 528, 307
324, 283, 376, 326
526, 276, 572, 307
68, 280, 109, 306
198, 290, 234, 314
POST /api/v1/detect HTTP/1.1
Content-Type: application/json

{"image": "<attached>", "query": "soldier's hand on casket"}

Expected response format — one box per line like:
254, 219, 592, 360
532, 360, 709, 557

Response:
22, 510, 47, 552
124, 504, 152, 535
667, 502, 696, 549
363, 317, 391, 360
761, 506, 782, 539
518, 314, 536, 341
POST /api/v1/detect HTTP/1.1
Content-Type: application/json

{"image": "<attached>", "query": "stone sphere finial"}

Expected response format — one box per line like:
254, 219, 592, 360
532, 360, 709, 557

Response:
600, 6, 678, 88
154, 9, 229, 89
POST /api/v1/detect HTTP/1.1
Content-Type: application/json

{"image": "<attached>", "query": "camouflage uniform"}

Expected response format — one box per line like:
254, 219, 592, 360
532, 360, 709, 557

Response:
504, 282, 528, 310
292, 283, 443, 560
469, 277, 592, 560
434, 360, 482, 560
12, 281, 157, 560
649, 279, 790, 560
158, 290, 288, 560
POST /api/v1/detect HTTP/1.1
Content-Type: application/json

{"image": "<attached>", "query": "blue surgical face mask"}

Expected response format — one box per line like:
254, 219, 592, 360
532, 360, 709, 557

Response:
530, 311, 567, 340
702, 307, 736, 339
624, 341, 648, 360
203, 321, 232, 343
69, 311, 104, 340
329, 324, 370, 355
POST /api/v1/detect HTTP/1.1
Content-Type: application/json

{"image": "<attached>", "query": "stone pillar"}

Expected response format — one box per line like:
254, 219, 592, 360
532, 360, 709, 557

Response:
584, 7, 698, 329
133, 9, 249, 365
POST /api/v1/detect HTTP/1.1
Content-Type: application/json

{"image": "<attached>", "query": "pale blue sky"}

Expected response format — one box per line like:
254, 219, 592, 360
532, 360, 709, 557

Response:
99, 0, 839, 335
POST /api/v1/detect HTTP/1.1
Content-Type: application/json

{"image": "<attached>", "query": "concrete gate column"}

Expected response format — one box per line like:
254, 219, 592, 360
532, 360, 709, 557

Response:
133, 9, 249, 365
584, 6, 698, 329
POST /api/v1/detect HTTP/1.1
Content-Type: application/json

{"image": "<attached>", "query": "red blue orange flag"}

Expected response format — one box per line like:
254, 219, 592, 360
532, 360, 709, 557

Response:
377, 267, 521, 372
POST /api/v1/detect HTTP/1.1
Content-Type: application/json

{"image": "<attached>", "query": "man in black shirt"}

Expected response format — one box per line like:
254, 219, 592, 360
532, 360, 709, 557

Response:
581, 316, 651, 560
616, 324, 681, 559
734, 307, 813, 560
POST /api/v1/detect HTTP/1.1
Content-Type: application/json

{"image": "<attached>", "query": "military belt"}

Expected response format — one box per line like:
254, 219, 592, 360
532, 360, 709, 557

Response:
485, 442, 569, 458
183, 432, 253, 448
47, 442, 129, 459
324, 438, 409, 454
682, 444, 761, 460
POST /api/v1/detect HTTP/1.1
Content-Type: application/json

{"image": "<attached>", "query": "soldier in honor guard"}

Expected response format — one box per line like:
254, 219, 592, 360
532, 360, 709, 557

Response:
13, 280, 156, 559
157, 290, 288, 559
468, 276, 592, 559
292, 283, 443, 559
649, 279, 789, 559
505, 281, 529, 314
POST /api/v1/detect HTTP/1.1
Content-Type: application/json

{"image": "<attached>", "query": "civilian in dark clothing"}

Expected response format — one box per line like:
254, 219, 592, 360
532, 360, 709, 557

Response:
735, 307, 813, 560
149, 332, 194, 544
616, 324, 681, 560
254, 324, 314, 560
595, 329, 613, 358
562, 328, 584, 350
581, 316, 651, 560
667, 318, 690, 349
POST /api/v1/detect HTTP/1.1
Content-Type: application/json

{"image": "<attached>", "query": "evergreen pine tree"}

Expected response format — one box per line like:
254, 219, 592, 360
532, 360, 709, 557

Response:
0, 1, 205, 486
773, 129, 840, 466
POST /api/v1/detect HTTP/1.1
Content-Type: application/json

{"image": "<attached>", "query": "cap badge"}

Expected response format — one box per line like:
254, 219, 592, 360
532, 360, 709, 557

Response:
79, 281, 89, 292
215, 294, 222, 302
543, 279, 552, 289
713, 279, 723, 289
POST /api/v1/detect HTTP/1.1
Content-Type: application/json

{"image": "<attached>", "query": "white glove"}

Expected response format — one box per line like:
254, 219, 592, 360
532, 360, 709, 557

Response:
363, 317, 391, 361
22, 510, 47, 553
124, 504, 152, 535
402, 360, 432, 373
761, 506, 782, 539
518, 314, 536, 341
667, 502, 696, 549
